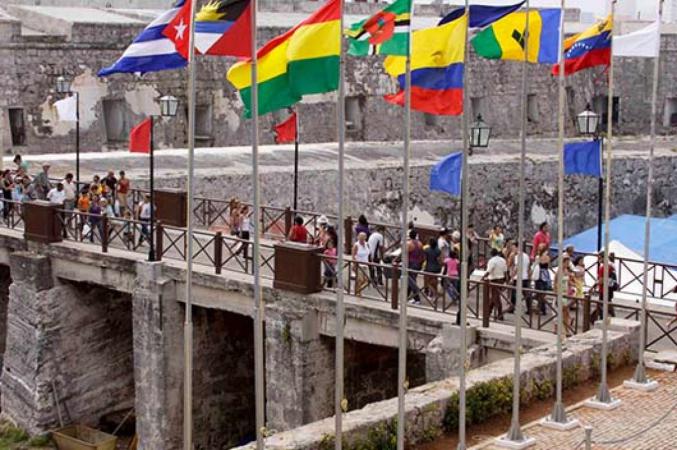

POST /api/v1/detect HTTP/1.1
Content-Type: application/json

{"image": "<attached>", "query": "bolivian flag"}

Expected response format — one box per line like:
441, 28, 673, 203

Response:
471, 9, 562, 64
227, 0, 341, 117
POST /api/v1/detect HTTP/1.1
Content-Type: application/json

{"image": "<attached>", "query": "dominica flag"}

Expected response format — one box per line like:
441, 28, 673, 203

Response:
471, 9, 562, 64
346, 0, 412, 56
227, 0, 341, 117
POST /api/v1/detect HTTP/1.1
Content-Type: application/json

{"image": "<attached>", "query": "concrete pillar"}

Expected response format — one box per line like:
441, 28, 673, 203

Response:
265, 309, 334, 431
1, 252, 135, 434
133, 261, 183, 450
425, 325, 482, 382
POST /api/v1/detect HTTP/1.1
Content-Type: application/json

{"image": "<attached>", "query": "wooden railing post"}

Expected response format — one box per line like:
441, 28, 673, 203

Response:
482, 280, 491, 328
391, 263, 399, 310
101, 215, 109, 253
214, 231, 223, 274
284, 207, 292, 237
155, 221, 163, 262
583, 292, 591, 331
344, 215, 353, 255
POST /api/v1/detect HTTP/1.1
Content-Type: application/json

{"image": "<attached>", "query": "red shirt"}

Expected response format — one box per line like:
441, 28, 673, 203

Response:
597, 263, 615, 292
531, 230, 551, 259
289, 224, 308, 243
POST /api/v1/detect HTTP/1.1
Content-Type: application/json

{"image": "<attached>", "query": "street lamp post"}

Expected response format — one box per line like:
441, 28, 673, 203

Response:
56, 75, 80, 188
147, 95, 179, 262
576, 105, 603, 252
461, 115, 491, 232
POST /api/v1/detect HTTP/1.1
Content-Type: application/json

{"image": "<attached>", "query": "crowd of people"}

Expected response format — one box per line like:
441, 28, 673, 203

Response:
282, 213, 623, 333
1, 155, 155, 245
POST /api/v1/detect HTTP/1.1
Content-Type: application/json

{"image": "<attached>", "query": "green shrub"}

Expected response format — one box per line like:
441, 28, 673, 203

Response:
443, 377, 513, 433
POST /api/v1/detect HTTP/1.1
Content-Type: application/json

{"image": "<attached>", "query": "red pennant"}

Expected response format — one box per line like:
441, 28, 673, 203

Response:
274, 112, 297, 144
162, 0, 193, 60
129, 118, 152, 154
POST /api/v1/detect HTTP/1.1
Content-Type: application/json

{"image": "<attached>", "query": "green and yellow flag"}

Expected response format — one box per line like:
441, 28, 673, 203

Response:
227, 0, 340, 117
346, 0, 412, 56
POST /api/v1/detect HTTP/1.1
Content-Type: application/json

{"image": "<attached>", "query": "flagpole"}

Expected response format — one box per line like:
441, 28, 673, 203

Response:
593, 0, 617, 406
182, 0, 198, 447
457, 2, 470, 450
335, 1, 346, 449
294, 108, 300, 211
628, 0, 663, 390
149, 116, 156, 262
397, 1, 413, 448
499, 0, 532, 446
546, 0, 577, 428
249, 1, 265, 449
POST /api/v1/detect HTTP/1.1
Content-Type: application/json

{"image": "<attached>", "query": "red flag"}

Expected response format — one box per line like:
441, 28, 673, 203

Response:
163, 0, 193, 59
274, 112, 297, 144
129, 118, 152, 154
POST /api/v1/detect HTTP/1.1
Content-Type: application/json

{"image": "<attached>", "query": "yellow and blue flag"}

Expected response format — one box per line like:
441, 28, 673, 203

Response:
384, 14, 467, 116
471, 9, 562, 64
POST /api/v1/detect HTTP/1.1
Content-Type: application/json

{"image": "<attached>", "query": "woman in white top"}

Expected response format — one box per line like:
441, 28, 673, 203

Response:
352, 232, 370, 296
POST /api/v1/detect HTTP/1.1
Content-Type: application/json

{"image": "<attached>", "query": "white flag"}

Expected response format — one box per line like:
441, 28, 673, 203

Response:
613, 21, 660, 58
54, 96, 78, 122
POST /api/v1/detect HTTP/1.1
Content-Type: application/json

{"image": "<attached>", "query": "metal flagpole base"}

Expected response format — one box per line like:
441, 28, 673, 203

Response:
541, 402, 579, 430
623, 379, 658, 392
494, 436, 536, 449
584, 396, 621, 411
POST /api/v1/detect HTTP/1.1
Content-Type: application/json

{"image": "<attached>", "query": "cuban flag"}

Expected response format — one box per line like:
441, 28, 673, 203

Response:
98, 0, 189, 77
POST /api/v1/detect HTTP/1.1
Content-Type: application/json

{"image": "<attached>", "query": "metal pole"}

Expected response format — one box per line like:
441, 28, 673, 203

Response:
458, 3, 470, 449
397, 1, 413, 447
503, 1, 530, 444
250, 2, 265, 449
597, 176, 603, 252
293, 109, 299, 211
595, 0, 616, 405
335, 1, 346, 448
149, 116, 155, 262
631, 0, 663, 386
76, 91, 80, 187
182, 0, 198, 447
549, 0, 570, 425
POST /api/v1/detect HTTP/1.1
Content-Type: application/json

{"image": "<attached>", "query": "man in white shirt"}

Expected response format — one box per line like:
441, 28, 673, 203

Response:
367, 225, 385, 286
438, 228, 451, 259
138, 194, 153, 245
46, 183, 66, 205
482, 248, 508, 320
508, 241, 531, 314
62, 173, 77, 211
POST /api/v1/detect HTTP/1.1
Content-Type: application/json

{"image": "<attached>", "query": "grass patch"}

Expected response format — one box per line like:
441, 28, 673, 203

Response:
0, 420, 53, 449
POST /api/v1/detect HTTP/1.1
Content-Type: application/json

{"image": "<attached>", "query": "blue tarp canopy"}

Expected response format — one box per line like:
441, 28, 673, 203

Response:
564, 214, 677, 266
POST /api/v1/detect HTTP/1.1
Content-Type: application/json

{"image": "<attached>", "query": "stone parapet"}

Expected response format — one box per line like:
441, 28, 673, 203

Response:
232, 320, 640, 450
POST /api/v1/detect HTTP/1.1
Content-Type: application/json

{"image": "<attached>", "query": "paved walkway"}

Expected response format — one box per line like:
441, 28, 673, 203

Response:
474, 370, 677, 450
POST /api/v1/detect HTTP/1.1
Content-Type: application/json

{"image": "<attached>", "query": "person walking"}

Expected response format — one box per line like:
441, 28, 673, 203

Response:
355, 214, 370, 238
438, 228, 451, 260
103, 170, 117, 201
530, 222, 551, 260
482, 248, 507, 321
352, 232, 370, 296
423, 238, 442, 299
532, 243, 552, 315
62, 173, 77, 212
368, 225, 385, 286
592, 251, 618, 322
117, 170, 130, 214
2, 170, 13, 220
407, 229, 425, 305
443, 249, 461, 304
137, 193, 153, 246
323, 238, 338, 288
489, 225, 505, 252
88, 197, 103, 243
32, 163, 52, 200
46, 182, 66, 206
237, 204, 252, 257
508, 241, 531, 314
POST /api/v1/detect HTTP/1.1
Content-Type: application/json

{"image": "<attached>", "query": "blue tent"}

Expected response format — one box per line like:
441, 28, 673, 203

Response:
564, 214, 677, 266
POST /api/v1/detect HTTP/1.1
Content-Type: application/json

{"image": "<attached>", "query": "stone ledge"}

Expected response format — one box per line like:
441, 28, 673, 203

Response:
233, 324, 639, 450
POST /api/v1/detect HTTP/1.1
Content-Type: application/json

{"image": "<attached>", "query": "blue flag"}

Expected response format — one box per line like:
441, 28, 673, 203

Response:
98, 0, 188, 77
430, 152, 463, 197
564, 140, 602, 178
439, 1, 526, 27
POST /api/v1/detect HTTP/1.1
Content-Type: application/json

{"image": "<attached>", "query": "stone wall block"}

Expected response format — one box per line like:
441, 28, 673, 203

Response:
8, 251, 52, 291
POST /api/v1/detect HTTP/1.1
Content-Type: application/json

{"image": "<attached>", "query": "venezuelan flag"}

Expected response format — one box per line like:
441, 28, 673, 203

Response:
383, 13, 467, 116
227, 0, 340, 117
553, 16, 612, 76
471, 9, 562, 64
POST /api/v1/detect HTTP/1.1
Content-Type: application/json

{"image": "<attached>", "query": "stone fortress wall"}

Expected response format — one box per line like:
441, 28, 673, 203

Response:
0, 1, 676, 155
